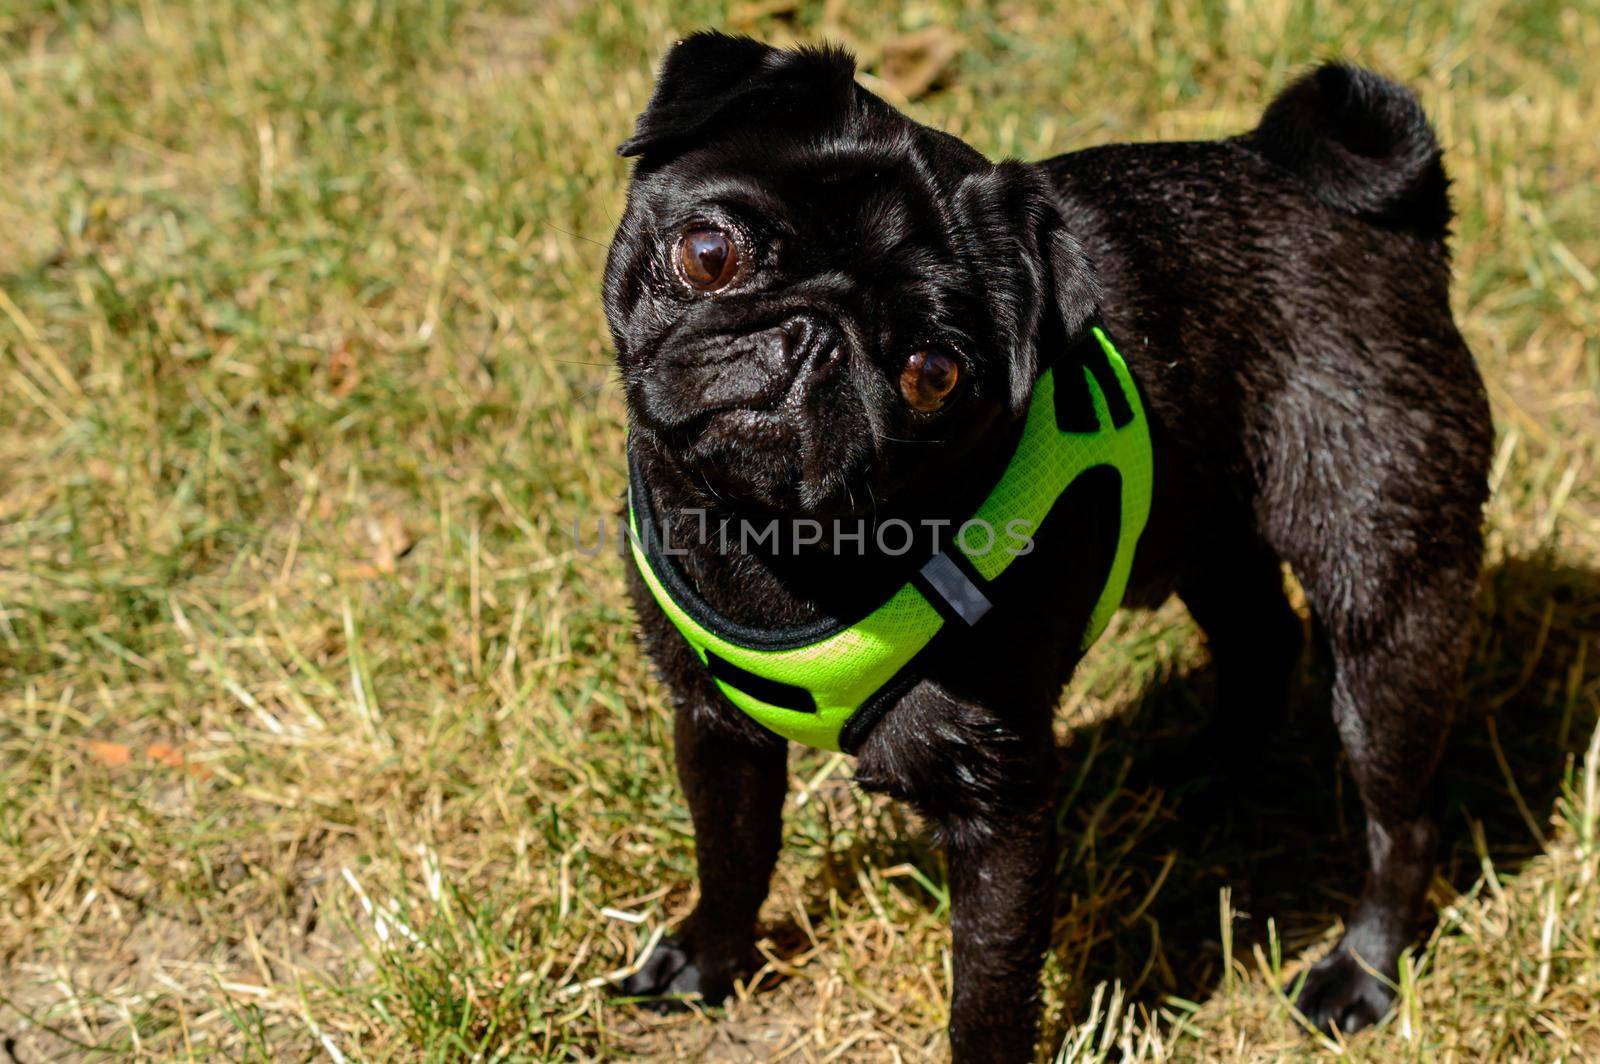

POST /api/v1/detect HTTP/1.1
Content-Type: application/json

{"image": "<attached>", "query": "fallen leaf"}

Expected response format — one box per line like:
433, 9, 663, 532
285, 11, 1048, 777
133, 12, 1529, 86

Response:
729, 0, 799, 26
86, 740, 132, 767
146, 741, 185, 768
327, 339, 361, 397
875, 27, 960, 101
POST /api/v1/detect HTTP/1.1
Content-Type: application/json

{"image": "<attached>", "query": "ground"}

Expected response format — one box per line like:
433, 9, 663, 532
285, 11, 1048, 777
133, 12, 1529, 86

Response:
1, 1, 1597, 1061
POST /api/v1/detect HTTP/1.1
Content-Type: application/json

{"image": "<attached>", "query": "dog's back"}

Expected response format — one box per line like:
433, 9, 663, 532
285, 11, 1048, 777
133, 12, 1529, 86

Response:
1043, 63, 1491, 598
1045, 63, 1459, 329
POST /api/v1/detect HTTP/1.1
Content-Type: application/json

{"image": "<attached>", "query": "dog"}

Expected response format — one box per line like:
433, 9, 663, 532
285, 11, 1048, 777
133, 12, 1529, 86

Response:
602, 32, 1491, 1060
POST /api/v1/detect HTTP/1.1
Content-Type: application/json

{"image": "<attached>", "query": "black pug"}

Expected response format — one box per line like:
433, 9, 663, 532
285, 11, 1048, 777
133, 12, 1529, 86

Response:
602, 31, 1491, 1059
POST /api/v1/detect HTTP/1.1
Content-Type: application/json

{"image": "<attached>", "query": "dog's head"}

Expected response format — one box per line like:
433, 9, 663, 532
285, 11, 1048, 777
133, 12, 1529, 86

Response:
605, 32, 1096, 515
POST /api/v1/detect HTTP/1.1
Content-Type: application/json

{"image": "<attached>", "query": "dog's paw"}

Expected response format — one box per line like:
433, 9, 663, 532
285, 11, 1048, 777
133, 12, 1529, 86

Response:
616, 936, 730, 1011
1291, 946, 1396, 1036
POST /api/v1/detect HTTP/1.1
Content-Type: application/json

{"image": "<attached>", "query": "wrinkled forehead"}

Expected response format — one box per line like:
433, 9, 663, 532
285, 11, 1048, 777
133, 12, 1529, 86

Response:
639, 120, 987, 264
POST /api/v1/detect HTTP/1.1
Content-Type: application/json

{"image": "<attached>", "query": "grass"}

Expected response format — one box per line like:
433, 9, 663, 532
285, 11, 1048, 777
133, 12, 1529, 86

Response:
0, 0, 1596, 1059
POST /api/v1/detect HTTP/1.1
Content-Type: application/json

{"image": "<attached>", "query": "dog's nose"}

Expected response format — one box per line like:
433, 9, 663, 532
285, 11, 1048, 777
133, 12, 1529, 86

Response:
777, 317, 806, 360
766, 314, 841, 379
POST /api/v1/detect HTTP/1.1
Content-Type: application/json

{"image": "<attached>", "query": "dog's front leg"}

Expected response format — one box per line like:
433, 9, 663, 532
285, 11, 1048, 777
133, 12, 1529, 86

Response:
622, 690, 788, 1004
856, 690, 1058, 1063
942, 784, 1057, 1061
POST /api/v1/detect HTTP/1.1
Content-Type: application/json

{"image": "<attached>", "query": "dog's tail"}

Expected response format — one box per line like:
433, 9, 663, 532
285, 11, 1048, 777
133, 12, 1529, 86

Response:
1245, 63, 1451, 241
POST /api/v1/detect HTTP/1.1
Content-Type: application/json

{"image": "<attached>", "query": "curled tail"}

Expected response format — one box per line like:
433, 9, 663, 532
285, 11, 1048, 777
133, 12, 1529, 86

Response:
1246, 63, 1451, 240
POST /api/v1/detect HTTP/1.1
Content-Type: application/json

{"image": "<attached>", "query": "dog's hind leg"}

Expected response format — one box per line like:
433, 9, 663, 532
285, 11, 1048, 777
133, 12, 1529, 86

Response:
1284, 543, 1481, 1034
619, 692, 788, 1005
1247, 304, 1490, 1037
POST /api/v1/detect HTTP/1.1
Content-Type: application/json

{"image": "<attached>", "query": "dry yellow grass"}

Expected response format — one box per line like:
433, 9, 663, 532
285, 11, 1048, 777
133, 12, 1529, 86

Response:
0, 1, 1596, 1060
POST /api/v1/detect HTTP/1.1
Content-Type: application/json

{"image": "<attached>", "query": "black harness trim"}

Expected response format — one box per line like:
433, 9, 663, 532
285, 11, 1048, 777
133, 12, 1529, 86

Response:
704, 650, 818, 713
1053, 327, 1135, 433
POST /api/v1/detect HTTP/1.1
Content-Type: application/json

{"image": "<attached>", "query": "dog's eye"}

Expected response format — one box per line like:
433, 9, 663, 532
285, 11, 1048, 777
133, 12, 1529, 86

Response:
678, 228, 740, 290
900, 348, 960, 411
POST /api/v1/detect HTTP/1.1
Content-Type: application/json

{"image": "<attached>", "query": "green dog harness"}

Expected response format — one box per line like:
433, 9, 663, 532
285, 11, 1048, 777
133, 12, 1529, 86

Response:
628, 324, 1153, 752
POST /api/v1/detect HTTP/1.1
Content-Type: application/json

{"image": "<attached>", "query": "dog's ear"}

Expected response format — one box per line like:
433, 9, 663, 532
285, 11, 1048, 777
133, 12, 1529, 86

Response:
618, 33, 857, 161
618, 33, 774, 158
956, 162, 1098, 415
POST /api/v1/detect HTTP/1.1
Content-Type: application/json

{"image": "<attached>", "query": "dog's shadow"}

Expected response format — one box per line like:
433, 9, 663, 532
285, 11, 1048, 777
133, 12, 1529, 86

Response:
1039, 552, 1600, 1034
761, 553, 1599, 1039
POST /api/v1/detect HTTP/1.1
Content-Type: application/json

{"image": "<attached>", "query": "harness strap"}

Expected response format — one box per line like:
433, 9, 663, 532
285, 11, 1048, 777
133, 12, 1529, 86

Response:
628, 323, 1153, 752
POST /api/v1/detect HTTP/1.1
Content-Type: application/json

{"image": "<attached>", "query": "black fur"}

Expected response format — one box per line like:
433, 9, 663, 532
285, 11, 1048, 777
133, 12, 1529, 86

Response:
1247, 62, 1452, 237
605, 33, 1491, 1059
